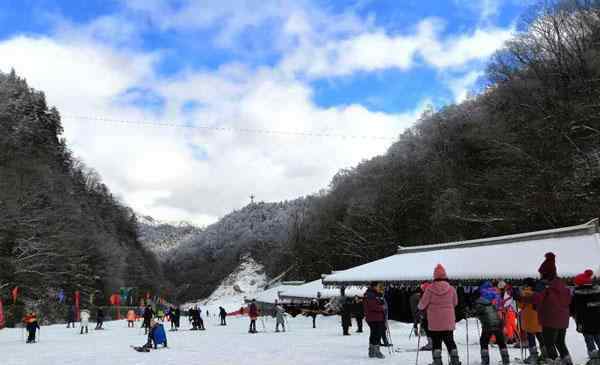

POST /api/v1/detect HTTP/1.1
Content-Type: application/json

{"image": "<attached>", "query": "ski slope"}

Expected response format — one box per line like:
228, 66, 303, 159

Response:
0, 316, 592, 365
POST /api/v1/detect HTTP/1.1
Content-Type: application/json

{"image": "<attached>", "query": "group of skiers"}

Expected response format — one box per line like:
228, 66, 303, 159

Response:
362, 252, 600, 365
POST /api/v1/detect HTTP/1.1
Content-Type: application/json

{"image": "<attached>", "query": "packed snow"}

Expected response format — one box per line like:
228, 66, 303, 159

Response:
0, 315, 592, 365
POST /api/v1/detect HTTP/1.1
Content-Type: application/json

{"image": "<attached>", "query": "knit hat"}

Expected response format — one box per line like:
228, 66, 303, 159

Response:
574, 269, 594, 286
434, 264, 448, 280
538, 252, 557, 280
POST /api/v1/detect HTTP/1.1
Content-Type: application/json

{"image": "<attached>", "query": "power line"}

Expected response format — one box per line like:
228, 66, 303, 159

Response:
61, 115, 399, 141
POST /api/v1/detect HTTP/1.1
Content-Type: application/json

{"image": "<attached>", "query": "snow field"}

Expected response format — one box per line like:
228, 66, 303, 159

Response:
0, 316, 592, 365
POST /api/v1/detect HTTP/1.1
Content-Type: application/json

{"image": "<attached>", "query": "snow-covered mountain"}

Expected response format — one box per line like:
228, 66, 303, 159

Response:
137, 215, 203, 261
186, 254, 268, 312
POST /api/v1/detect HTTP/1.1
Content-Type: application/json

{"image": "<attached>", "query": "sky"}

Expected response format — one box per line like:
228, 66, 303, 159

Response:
0, 0, 533, 225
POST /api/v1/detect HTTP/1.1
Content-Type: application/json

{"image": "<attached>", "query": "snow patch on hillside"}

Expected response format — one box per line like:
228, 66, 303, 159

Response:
186, 255, 268, 312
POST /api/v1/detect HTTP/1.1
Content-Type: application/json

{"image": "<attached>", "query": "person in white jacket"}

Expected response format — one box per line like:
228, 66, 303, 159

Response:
80, 309, 90, 334
274, 301, 286, 332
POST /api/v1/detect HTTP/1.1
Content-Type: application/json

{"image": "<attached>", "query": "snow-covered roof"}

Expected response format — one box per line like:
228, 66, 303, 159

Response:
323, 219, 600, 285
278, 279, 365, 300
253, 284, 298, 304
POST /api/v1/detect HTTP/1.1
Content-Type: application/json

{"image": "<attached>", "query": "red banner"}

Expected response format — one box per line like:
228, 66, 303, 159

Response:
75, 291, 80, 321
11, 287, 18, 304
0, 297, 5, 329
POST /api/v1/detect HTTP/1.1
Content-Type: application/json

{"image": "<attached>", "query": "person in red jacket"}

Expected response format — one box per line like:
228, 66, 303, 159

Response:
248, 299, 259, 334
533, 252, 573, 365
418, 264, 461, 365
363, 282, 386, 359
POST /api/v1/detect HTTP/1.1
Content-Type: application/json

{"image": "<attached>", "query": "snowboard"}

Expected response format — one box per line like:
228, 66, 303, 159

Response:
131, 345, 150, 352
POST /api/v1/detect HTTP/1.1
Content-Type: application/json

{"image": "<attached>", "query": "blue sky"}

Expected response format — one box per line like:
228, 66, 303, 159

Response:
0, 0, 533, 224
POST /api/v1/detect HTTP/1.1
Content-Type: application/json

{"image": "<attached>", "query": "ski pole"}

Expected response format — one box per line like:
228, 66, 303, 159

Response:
465, 317, 470, 365
386, 322, 394, 355
415, 324, 422, 365
409, 324, 414, 341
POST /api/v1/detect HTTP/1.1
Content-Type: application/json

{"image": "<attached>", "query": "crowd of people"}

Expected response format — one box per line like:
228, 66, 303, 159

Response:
16, 250, 600, 365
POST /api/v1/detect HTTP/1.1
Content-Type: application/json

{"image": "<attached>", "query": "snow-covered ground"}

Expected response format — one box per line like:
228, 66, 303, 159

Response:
0, 316, 592, 365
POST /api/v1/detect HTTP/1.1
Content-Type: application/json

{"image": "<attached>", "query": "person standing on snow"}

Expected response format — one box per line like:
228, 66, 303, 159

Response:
515, 278, 546, 364
341, 295, 353, 336
95, 307, 105, 330
309, 299, 319, 328
219, 306, 227, 326
66, 304, 76, 328
418, 264, 461, 365
532, 252, 573, 365
127, 308, 136, 328
412, 282, 434, 351
364, 282, 386, 359
23, 312, 40, 343
80, 308, 90, 334
248, 299, 259, 333
142, 305, 154, 334
474, 281, 510, 365
352, 296, 364, 333
274, 300, 286, 332
571, 269, 600, 365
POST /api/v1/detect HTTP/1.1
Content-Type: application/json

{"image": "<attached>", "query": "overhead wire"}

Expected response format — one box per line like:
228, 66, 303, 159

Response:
61, 115, 398, 141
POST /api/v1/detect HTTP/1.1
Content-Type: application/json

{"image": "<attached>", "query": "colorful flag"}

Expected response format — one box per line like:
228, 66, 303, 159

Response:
74, 291, 80, 321
0, 297, 5, 329
11, 287, 18, 304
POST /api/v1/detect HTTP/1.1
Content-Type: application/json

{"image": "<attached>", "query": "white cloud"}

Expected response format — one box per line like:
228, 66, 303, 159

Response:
0, 34, 422, 226
282, 18, 513, 77
445, 70, 484, 103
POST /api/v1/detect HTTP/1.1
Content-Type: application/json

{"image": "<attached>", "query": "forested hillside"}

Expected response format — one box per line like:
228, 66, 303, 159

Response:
0, 71, 165, 320
289, 2, 600, 279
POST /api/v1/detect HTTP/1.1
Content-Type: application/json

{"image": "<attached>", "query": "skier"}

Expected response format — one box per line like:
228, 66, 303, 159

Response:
23, 311, 40, 344
353, 296, 364, 333
80, 308, 90, 334
474, 281, 510, 365
66, 304, 76, 328
219, 306, 227, 326
127, 308, 136, 328
364, 281, 386, 359
95, 307, 105, 330
142, 305, 154, 334
248, 299, 258, 333
309, 299, 319, 328
515, 278, 546, 364
196, 306, 205, 330
572, 269, 600, 365
188, 307, 198, 330
532, 252, 573, 365
274, 300, 286, 332
418, 264, 461, 365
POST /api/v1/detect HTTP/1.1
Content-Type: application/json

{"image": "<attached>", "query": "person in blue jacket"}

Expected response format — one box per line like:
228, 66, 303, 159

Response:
146, 319, 167, 349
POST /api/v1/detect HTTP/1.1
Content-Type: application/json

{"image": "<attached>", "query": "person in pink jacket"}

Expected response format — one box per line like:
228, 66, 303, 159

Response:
418, 264, 461, 365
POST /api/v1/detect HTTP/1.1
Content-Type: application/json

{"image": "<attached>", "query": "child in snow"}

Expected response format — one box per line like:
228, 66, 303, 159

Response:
66, 304, 76, 328
274, 300, 286, 332
248, 300, 259, 333
418, 264, 461, 365
80, 309, 90, 334
516, 278, 546, 364
532, 252, 573, 365
137, 319, 167, 351
413, 282, 434, 351
571, 269, 600, 365
474, 281, 510, 365
23, 312, 40, 343
127, 309, 136, 328
364, 282, 386, 359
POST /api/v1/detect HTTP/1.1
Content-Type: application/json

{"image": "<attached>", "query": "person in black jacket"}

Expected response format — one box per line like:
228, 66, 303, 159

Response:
23, 312, 40, 344
142, 305, 154, 334
219, 306, 227, 326
340, 296, 353, 336
95, 307, 104, 330
474, 281, 509, 365
353, 296, 364, 333
309, 299, 319, 328
572, 270, 600, 365
66, 304, 76, 328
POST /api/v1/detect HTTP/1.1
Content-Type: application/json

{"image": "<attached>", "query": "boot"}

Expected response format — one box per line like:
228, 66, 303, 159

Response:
481, 349, 490, 365
432, 349, 443, 365
449, 349, 461, 365
85, 327, 88, 334
524, 348, 539, 364
501, 348, 510, 365
540, 347, 548, 363
369, 345, 375, 358
80, 327, 84, 335
374, 345, 385, 359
